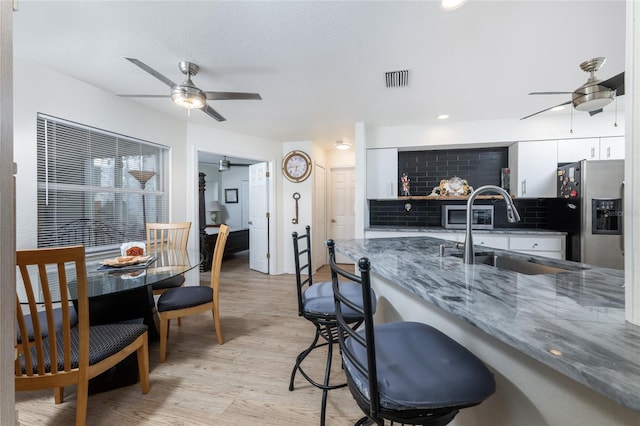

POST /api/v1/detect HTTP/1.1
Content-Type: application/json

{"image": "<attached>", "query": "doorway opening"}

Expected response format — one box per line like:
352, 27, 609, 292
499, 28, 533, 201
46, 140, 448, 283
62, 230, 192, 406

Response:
197, 151, 272, 274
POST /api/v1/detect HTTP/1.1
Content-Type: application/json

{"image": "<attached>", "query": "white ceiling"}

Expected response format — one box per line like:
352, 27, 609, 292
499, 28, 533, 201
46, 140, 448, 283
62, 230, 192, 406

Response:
13, 1, 627, 150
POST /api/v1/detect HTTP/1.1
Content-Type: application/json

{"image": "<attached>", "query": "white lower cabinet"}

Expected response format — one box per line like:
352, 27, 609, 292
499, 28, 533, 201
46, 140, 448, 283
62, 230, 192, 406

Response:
509, 235, 565, 259
474, 235, 509, 250
365, 230, 565, 259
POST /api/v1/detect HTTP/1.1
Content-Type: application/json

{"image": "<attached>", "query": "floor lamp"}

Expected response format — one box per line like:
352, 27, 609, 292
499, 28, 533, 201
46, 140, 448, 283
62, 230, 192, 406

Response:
128, 170, 156, 228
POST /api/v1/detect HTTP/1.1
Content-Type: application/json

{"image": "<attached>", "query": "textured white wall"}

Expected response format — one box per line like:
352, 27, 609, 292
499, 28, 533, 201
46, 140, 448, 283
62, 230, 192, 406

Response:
13, 57, 187, 250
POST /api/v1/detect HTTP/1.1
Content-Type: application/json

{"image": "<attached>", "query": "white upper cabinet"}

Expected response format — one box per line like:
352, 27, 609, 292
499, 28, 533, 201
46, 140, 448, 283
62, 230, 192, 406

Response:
366, 148, 398, 199
557, 137, 625, 162
509, 140, 557, 198
599, 136, 625, 160
557, 138, 600, 162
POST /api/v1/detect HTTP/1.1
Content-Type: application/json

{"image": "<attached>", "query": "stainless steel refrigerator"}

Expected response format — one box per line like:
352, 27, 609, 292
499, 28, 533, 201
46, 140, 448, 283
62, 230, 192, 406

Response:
548, 159, 624, 269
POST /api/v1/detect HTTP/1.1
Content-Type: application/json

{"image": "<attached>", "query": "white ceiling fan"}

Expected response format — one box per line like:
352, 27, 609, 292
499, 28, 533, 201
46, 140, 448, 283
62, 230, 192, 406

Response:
119, 58, 262, 122
521, 57, 624, 120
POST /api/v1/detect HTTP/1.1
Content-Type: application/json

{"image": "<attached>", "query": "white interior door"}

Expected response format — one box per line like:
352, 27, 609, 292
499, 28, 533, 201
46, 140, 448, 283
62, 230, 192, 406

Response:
249, 162, 269, 273
330, 168, 355, 264
313, 164, 326, 269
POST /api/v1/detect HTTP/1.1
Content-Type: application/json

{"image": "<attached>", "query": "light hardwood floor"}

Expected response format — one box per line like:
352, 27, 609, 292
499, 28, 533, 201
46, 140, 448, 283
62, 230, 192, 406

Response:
15, 252, 363, 425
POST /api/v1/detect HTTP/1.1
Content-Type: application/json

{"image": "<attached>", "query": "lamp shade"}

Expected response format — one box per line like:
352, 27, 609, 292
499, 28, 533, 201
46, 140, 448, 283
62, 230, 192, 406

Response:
209, 201, 222, 212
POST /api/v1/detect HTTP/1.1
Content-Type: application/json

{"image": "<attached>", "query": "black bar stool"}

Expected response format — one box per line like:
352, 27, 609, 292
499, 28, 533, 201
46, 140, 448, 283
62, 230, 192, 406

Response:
328, 239, 496, 426
290, 226, 375, 426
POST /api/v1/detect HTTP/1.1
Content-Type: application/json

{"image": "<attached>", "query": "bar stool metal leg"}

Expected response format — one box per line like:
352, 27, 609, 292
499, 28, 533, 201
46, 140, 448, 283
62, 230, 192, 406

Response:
289, 322, 347, 426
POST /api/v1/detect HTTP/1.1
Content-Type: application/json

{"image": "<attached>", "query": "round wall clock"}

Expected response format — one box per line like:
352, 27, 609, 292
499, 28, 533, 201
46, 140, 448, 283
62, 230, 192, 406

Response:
282, 150, 312, 182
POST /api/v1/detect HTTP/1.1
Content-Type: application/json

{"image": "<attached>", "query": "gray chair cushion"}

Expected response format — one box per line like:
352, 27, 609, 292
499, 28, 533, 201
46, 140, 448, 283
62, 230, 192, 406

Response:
343, 321, 496, 411
152, 275, 185, 291
156, 286, 213, 312
303, 281, 375, 320
20, 323, 148, 374
17, 307, 79, 344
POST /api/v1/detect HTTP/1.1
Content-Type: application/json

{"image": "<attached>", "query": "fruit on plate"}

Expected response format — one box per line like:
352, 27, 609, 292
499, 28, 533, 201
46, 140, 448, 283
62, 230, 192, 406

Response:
126, 246, 145, 256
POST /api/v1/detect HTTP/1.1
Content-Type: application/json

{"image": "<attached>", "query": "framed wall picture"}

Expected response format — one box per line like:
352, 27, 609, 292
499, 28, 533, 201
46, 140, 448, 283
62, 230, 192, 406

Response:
225, 188, 238, 203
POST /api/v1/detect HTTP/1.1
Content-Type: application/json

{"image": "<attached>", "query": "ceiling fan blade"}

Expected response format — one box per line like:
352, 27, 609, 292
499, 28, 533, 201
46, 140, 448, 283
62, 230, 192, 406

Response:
520, 100, 572, 120
117, 94, 169, 98
205, 91, 262, 100
201, 104, 226, 122
589, 108, 603, 117
600, 71, 625, 96
125, 58, 177, 88
528, 91, 573, 95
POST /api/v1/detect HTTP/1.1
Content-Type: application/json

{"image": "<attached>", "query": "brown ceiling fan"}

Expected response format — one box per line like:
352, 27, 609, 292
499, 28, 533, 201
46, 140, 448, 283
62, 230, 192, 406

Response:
118, 58, 262, 122
521, 57, 624, 120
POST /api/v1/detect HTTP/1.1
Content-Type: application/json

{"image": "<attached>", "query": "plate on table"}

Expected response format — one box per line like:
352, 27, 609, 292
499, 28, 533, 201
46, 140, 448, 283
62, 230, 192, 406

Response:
97, 255, 156, 271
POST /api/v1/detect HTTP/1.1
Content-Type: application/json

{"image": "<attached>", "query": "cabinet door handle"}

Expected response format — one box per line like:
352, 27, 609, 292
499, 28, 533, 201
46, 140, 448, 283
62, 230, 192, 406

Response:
521, 179, 526, 195
591, 147, 595, 158
607, 147, 611, 158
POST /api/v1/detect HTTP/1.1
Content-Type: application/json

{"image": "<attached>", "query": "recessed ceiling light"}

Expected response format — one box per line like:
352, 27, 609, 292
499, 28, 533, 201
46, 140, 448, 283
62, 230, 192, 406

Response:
551, 106, 566, 112
441, 0, 466, 11
335, 140, 351, 150
437, 114, 450, 120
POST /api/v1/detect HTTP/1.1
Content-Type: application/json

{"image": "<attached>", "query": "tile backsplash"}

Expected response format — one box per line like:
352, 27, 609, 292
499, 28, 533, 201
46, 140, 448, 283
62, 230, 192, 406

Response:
370, 147, 550, 228
369, 198, 549, 228
398, 147, 508, 196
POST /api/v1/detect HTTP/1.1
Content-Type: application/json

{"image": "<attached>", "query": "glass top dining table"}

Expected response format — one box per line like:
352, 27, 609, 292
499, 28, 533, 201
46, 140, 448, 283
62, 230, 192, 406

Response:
18, 249, 201, 304
83, 250, 201, 299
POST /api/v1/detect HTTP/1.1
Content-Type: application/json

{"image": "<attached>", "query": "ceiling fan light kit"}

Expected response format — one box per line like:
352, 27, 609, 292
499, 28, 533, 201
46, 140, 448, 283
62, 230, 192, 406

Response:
171, 85, 206, 109
335, 140, 351, 150
219, 158, 230, 172
572, 88, 614, 112
440, 0, 466, 11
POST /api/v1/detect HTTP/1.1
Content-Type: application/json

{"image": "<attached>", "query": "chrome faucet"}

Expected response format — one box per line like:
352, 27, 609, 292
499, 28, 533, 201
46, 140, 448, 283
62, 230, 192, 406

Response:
463, 185, 521, 264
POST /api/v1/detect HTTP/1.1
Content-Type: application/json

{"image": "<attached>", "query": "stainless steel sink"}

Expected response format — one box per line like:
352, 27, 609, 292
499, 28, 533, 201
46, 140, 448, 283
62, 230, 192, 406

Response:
453, 252, 589, 275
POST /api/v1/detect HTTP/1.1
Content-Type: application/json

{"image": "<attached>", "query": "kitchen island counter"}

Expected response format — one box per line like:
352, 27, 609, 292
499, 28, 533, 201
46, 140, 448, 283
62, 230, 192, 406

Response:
334, 236, 639, 424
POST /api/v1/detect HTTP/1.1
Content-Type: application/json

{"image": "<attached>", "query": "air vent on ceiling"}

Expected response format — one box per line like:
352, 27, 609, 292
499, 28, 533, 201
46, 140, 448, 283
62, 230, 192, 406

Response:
385, 69, 409, 88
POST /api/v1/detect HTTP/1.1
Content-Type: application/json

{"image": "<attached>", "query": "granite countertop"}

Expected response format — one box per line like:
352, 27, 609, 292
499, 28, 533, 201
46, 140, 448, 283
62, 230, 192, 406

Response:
366, 226, 567, 235
333, 236, 639, 413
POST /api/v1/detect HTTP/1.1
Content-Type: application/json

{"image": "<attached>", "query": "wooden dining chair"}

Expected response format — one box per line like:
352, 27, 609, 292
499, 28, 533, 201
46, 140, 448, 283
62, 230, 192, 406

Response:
146, 222, 192, 296
15, 245, 150, 426
156, 224, 230, 362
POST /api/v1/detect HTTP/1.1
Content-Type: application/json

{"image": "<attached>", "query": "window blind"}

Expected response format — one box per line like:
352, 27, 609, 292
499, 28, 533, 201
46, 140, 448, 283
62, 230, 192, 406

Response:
37, 114, 169, 253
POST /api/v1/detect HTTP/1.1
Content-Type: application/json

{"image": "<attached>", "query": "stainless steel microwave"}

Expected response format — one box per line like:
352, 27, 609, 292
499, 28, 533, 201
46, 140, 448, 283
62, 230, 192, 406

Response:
442, 205, 494, 229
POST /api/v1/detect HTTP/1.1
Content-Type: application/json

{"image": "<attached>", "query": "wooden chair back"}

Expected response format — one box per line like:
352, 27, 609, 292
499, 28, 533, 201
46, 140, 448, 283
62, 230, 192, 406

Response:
146, 222, 191, 266
16, 245, 150, 425
210, 224, 230, 301
15, 245, 89, 392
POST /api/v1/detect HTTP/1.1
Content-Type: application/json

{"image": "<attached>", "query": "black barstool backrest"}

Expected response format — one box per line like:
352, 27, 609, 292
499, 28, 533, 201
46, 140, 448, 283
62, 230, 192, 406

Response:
292, 225, 313, 317
327, 239, 380, 422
